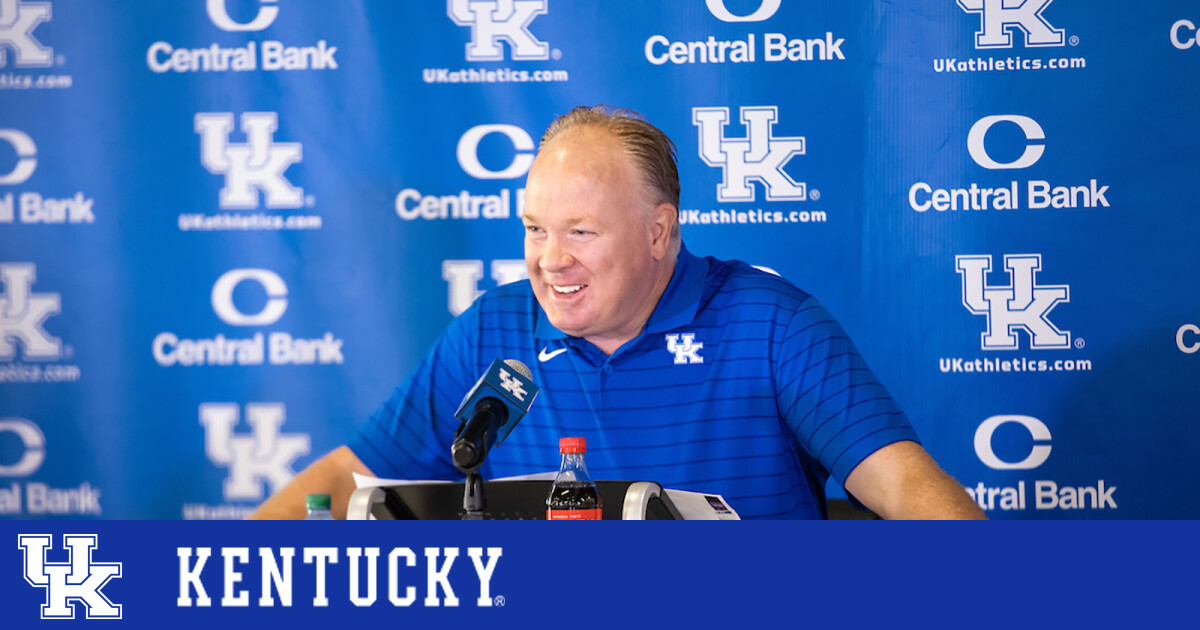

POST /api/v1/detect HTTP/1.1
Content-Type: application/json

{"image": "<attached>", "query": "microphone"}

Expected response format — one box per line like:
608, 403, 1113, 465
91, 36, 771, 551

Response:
451, 358, 540, 472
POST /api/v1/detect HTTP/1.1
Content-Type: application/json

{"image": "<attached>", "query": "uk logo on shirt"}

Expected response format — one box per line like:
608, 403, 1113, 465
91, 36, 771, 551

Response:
666, 333, 704, 364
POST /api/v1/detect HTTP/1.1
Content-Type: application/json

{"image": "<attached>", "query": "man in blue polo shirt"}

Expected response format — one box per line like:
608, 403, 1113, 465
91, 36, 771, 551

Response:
251, 106, 984, 520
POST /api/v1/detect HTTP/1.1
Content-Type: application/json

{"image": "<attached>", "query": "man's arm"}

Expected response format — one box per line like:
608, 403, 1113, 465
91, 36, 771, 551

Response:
248, 446, 376, 520
843, 440, 986, 520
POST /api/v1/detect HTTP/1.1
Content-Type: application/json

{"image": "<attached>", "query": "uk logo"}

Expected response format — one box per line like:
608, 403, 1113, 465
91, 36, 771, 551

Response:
0, 0, 53, 68
195, 112, 305, 210
498, 368, 527, 401
442, 259, 527, 316
448, 0, 549, 61
18, 535, 122, 620
199, 403, 310, 501
666, 333, 704, 364
957, 0, 1065, 49
956, 254, 1070, 350
0, 263, 62, 361
693, 106, 806, 202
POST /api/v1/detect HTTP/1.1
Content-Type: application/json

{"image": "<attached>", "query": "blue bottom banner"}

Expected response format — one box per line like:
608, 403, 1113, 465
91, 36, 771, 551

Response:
0, 521, 1192, 627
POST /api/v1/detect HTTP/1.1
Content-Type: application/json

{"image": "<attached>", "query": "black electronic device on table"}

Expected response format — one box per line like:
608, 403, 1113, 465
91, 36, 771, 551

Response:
346, 479, 683, 520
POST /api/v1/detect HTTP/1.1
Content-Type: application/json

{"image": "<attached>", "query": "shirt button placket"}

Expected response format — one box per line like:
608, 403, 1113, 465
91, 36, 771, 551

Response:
597, 363, 614, 421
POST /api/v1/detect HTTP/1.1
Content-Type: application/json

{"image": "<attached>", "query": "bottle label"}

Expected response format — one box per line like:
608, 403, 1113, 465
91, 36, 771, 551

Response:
546, 508, 602, 520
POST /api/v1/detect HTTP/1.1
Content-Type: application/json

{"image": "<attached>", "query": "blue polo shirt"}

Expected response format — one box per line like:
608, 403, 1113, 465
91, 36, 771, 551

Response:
350, 245, 919, 519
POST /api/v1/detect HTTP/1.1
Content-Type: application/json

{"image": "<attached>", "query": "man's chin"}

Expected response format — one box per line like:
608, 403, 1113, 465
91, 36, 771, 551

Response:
543, 312, 589, 338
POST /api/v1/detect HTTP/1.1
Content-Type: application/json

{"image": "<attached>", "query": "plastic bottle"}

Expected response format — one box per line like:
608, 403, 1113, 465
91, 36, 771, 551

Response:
546, 437, 602, 520
305, 493, 334, 520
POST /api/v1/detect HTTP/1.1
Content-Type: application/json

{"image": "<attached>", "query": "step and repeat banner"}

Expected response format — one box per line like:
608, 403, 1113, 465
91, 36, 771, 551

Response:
2, 1, 1198, 519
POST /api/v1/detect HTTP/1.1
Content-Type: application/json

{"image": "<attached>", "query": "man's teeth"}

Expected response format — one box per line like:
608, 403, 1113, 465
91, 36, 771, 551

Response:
553, 284, 584, 294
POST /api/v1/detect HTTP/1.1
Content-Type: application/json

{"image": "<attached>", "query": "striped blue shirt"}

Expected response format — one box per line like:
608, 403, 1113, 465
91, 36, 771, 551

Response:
350, 245, 918, 519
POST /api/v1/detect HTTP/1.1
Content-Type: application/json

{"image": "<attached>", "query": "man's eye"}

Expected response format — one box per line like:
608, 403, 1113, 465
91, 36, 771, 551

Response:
525, 225, 543, 233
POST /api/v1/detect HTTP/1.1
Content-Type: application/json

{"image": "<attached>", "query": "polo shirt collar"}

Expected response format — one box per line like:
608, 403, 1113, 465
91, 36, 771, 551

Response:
533, 243, 708, 340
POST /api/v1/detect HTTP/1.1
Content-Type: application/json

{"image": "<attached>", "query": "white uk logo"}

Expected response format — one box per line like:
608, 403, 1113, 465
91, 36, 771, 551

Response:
457, 124, 535, 179
206, 0, 279, 32
443, 259, 527, 316
210, 268, 288, 326
0, 128, 37, 184
0, 0, 52, 68
498, 368, 527, 401
957, 0, 1065, 49
956, 254, 1070, 350
0, 263, 61, 361
448, 0, 549, 61
18, 535, 122, 620
195, 112, 304, 210
706, 0, 781, 22
693, 106, 806, 202
199, 403, 310, 501
666, 333, 704, 364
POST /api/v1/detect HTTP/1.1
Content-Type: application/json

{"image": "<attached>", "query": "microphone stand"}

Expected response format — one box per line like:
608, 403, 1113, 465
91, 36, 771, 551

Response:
453, 399, 502, 520
461, 465, 486, 520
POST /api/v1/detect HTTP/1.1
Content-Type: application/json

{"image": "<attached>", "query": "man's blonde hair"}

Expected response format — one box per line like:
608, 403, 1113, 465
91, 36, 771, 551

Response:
540, 105, 681, 253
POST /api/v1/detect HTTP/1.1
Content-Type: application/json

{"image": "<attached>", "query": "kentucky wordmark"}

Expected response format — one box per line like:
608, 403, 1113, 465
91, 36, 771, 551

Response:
177, 546, 503, 608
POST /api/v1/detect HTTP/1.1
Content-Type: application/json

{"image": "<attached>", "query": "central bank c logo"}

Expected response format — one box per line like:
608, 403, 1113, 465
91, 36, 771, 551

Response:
967, 115, 1045, 170
0, 128, 37, 185
974, 415, 1052, 470
706, 0, 781, 22
0, 417, 45, 476
206, 0, 278, 32
457, 124, 535, 179
211, 269, 287, 326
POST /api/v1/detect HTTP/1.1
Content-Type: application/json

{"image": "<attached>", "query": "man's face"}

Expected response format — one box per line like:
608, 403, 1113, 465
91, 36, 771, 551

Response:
521, 128, 670, 353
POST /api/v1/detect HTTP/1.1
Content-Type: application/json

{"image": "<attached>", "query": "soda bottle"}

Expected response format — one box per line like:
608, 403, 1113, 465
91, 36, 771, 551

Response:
546, 437, 602, 520
305, 493, 334, 520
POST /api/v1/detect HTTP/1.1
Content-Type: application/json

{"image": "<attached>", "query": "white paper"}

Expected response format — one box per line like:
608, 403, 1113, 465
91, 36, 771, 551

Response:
353, 470, 557, 489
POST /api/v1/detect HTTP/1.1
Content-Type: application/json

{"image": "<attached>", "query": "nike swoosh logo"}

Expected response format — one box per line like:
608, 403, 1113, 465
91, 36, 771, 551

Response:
539, 347, 568, 362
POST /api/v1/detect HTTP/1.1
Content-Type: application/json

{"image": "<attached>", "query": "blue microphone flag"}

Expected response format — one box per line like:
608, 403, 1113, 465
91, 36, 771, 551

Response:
453, 358, 540, 446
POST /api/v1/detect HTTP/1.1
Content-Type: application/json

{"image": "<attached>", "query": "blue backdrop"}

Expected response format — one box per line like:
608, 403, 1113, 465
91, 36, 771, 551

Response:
2, 0, 1198, 519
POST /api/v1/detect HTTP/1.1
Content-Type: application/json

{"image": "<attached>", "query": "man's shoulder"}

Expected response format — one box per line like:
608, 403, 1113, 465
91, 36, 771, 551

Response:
477, 278, 536, 306
701, 256, 814, 312
459, 279, 539, 328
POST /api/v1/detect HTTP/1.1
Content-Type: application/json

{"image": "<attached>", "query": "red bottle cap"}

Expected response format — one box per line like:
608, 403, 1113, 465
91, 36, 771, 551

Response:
559, 437, 587, 454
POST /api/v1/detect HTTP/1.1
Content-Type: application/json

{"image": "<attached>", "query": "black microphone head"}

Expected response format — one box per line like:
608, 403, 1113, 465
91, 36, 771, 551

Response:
451, 440, 480, 471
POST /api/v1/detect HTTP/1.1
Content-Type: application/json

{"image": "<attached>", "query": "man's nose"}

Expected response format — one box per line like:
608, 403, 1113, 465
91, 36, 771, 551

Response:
540, 235, 574, 272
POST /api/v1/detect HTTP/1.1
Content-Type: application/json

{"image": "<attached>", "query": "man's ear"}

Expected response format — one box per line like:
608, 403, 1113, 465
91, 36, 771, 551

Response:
649, 203, 677, 260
